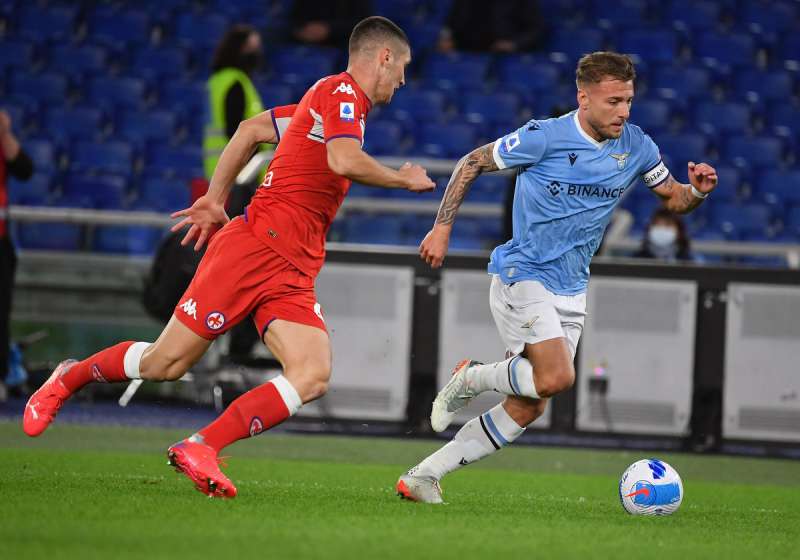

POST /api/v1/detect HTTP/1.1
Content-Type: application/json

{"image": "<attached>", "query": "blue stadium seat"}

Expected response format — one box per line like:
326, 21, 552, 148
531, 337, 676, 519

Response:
548, 28, 605, 60
270, 46, 339, 86
346, 184, 377, 199
24, 140, 59, 172
71, 142, 135, 176
90, 9, 152, 45
694, 101, 751, 135
174, 13, 228, 48
363, 121, 403, 156
146, 146, 203, 178
785, 207, 800, 237
7, 173, 53, 206
47, 107, 105, 143
693, 32, 755, 67
650, 65, 710, 101
344, 214, 404, 244
754, 170, 800, 207
17, 223, 83, 251
616, 31, 678, 64
423, 53, 490, 89
630, 100, 671, 133
89, 77, 148, 110
712, 202, 772, 238
470, 174, 511, 203
256, 84, 296, 108
653, 133, 709, 168
767, 103, 800, 140
388, 89, 448, 124
133, 47, 191, 81
496, 58, 561, 98
724, 136, 784, 169
405, 23, 441, 53
117, 110, 178, 146
781, 35, 800, 65
739, 1, 797, 35
461, 92, 520, 128
48, 45, 108, 78
11, 73, 69, 104
93, 226, 162, 255
667, 1, 721, 32
592, 0, 648, 28
713, 165, 743, 202
63, 174, 129, 209
0, 40, 35, 72
134, 178, 191, 212
449, 217, 485, 250
19, 6, 76, 42
733, 69, 794, 104
159, 80, 206, 115
417, 123, 478, 158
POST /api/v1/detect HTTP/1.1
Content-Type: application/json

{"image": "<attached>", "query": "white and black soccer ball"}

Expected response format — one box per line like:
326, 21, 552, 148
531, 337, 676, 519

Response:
619, 458, 683, 516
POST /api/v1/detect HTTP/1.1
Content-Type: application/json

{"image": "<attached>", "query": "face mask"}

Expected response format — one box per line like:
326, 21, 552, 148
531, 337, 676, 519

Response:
240, 51, 262, 72
648, 225, 678, 247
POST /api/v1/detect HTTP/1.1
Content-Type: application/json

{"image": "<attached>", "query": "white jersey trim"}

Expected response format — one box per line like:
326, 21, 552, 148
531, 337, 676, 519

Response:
573, 111, 608, 149
492, 138, 508, 170
642, 159, 670, 188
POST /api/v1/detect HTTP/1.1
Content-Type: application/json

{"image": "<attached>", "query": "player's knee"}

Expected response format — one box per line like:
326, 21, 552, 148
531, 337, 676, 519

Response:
505, 396, 547, 427
535, 365, 575, 398
285, 355, 331, 402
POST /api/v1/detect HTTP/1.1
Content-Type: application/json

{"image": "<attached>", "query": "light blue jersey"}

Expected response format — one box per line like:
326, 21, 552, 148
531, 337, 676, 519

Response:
487, 110, 669, 295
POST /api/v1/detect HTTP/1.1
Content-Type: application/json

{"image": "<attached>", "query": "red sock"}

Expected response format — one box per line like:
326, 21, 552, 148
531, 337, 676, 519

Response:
60, 341, 136, 392
197, 382, 291, 452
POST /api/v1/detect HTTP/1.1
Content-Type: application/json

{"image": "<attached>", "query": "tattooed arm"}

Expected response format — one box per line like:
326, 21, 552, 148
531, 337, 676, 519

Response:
420, 142, 500, 268
652, 162, 718, 214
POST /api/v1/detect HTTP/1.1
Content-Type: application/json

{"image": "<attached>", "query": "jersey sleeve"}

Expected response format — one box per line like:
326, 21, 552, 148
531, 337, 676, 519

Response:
270, 104, 297, 142
318, 80, 365, 144
640, 133, 670, 189
492, 120, 549, 169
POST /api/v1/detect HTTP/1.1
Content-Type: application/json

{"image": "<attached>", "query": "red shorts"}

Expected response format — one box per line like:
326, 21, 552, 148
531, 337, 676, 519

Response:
174, 216, 326, 340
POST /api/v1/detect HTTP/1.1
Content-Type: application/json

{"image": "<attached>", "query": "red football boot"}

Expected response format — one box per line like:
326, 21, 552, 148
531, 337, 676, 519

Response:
23, 359, 77, 437
167, 439, 238, 498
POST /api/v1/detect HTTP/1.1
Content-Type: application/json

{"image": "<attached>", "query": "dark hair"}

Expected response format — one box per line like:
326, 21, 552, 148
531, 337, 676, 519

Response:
348, 16, 409, 56
211, 24, 259, 72
640, 207, 692, 259
576, 51, 636, 86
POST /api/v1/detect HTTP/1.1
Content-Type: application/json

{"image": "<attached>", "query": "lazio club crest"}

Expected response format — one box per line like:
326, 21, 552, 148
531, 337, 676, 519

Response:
610, 152, 630, 170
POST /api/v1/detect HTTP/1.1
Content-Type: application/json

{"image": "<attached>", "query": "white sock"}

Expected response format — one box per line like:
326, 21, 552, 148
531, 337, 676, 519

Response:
467, 355, 539, 398
123, 342, 150, 380
411, 404, 525, 480
270, 375, 303, 414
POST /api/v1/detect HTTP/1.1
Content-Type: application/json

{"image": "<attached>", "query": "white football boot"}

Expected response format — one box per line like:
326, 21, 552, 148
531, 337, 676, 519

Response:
396, 474, 444, 504
430, 359, 482, 432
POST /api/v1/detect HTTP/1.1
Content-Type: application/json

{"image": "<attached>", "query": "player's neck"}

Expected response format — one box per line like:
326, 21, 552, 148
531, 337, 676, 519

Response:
576, 110, 605, 143
345, 63, 376, 104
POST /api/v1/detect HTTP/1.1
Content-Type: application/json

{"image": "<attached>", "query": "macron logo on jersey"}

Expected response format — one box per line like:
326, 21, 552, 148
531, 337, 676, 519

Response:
340, 102, 355, 122
332, 82, 356, 97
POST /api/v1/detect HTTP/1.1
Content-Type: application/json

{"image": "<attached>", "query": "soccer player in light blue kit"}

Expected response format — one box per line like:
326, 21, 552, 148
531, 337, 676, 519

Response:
397, 52, 719, 503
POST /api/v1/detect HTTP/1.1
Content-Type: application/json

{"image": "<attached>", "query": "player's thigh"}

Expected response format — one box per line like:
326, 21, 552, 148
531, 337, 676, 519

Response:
140, 315, 213, 381
262, 319, 331, 402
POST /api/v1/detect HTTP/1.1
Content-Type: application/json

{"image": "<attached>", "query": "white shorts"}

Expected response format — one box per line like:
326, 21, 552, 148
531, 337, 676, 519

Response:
489, 275, 587, 358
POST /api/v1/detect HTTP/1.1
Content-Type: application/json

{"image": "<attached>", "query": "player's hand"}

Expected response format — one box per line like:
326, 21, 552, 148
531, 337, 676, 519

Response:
170, 195, 230, 251
419, 225, 451, 268
0, 110, 11, 136
399, 162, 435, 193
688, 162, 718, 196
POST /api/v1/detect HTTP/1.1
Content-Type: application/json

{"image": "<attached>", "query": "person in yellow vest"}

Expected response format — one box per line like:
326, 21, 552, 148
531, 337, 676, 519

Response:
204, 24, 269, 180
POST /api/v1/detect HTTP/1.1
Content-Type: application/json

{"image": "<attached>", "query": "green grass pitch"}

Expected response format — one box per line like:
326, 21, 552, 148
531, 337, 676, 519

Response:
1, 421, 798, 559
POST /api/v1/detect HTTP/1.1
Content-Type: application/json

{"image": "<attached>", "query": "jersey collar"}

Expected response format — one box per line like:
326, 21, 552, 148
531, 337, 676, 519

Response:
573, 111, 608, 149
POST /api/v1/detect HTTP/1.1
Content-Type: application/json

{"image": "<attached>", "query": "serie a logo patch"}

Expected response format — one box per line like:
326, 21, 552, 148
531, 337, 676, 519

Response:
340, 102, 355, 122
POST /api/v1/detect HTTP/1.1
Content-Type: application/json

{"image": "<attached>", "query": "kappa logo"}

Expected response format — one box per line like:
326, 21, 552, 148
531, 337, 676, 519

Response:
332, 82, 356, 97
249, 416, 264, 436
568, 152, 578, 166
180, 298, 198, 320
313, 302, 325, 323
91, 364, 107, 383
206, 311, 226, 331
610, 152, 630, 170
548, 180, 563, 196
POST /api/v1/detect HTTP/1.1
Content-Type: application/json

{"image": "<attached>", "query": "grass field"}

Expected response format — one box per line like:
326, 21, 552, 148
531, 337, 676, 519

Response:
1, 421, 798, 559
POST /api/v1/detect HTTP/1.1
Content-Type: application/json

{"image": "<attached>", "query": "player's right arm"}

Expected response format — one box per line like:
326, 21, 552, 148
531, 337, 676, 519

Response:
326, 137, 434, 191
171, 105, 295, 250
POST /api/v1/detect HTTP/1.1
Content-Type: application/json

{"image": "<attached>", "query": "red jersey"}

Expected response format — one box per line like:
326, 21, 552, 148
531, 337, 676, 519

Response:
247, 72, 372, 277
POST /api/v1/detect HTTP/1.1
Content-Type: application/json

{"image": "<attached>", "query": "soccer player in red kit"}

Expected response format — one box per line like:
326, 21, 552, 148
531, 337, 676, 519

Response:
22, 16, 434, 498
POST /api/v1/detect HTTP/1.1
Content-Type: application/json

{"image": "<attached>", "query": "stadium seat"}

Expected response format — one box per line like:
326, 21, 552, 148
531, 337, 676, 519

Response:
343, 214, 404, 244
159, 80, 207, 115
461, 92, 521, 128
133, 47, 191, 81
11, 73, 69, 105
739, 1, 797, 36
650, 65, 710, 101
616, 31, 678, 64
423, 53, 490, 89
667, 1, 721, 32
781, 35, 800, 65
693, 32, 755, 67
93, 225, 162, 255
47, 107, 105, 143
712, 166, 743, 202
146, 146, 203, 178
724, 136, 784, 169
18, 6, 76, 42
363, 121, 404, 156
23, 140, 59, 172
417, 123, 478, 159
71, 142, 135, 176
496, 58, 561, 98
7, 173, 53, 206
174, 13, 229, 48
694, 102, 751, 135
548, 28, 605, 60
630, 100, 671, 133
405, 23, 441, 53
767, 103, 800, 140
89, 9, 152, 45
470, 174, 511, 203
89, 77, 149, 111
387, 89, 448, 124
135, 177, 191, 212
785, 206, 800, 237
653, 133, 709, 168
0, 40, 36, 72
17, 223, 83, 251
256, 84, 296, 109
733, 69, 795, 104
117, 111, 178, 146
48, 45, 108, 78
754, 170, 800, 207
712, 202, 772, 238
63, 174, 129, 209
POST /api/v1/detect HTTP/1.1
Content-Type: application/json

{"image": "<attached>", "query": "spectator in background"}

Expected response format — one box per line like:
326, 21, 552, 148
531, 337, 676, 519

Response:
438, 0, 546, 53
635, 207, 694, 262
0, 110, 34, 400
290, 0, 372, 49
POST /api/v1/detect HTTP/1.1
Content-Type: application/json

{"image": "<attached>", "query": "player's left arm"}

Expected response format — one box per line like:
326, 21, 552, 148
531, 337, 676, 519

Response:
171, 106, 293, 250
652, 162, 718, 214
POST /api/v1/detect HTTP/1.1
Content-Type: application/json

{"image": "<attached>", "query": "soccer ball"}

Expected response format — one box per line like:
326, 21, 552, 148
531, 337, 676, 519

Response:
618, 458, 683, 516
